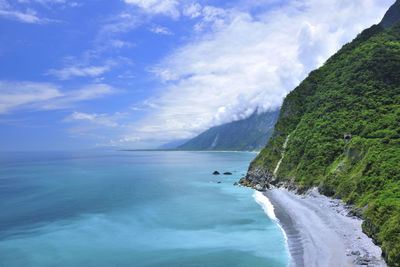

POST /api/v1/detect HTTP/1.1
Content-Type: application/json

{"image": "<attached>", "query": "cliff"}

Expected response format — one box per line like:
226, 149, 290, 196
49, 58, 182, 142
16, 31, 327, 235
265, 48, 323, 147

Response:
240, 1, 400, 265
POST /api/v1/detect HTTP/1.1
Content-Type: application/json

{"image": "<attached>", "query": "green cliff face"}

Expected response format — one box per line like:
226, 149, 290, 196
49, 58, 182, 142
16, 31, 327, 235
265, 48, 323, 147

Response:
178, 109, 279, 151
245, 3, 400, 266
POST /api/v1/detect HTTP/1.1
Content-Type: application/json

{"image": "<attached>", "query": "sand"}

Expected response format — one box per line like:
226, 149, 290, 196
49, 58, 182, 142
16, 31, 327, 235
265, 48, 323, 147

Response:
264, 188, 387, 267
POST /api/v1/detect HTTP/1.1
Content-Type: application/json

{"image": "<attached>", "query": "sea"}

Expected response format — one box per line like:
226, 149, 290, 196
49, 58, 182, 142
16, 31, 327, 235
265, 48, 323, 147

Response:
0, 151, 289, 267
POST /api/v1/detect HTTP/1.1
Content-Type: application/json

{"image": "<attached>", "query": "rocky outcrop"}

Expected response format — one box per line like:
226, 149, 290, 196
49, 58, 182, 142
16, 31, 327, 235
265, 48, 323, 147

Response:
239, 164, 305, 193
239, 134, 305, 193
239, 166, 272, 191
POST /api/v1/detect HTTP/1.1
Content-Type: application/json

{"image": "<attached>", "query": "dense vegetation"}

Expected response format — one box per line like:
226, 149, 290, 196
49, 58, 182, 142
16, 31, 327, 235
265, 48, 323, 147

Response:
249, 12, 400, 267
178, 109, 279, 151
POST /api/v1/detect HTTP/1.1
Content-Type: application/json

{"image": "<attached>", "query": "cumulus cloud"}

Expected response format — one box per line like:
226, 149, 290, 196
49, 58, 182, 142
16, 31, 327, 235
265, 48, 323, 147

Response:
124, 0, 180, 19
118, 0, 394, 148
0, 81, 117, 114
150, 25, 173, 35
183, 2, 201, 18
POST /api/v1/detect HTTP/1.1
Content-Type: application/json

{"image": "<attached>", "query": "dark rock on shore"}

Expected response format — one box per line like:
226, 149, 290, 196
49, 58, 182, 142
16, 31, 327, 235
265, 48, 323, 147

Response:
354, 254, 382, 266
238, 168, 270, 191
239, 165, 306, 193
238, 166, 275, 191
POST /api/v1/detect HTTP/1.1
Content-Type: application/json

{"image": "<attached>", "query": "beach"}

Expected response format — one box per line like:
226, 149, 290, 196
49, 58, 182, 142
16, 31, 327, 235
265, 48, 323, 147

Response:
264, 188, 387, 267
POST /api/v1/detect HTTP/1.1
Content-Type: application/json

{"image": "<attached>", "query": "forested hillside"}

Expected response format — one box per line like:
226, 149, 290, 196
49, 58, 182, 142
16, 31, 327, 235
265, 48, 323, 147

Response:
242, 2, 400, 266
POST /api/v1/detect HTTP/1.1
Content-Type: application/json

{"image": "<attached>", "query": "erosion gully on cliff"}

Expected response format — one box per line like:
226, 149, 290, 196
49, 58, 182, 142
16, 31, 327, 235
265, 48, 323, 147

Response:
273, 134, 290, 176
239, 134, 298, 192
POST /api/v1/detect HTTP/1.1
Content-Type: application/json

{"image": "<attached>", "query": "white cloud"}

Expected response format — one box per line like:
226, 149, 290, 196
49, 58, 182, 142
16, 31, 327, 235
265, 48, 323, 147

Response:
64, 84, 116, 102
124, 0, 180, 19
0, 81, 117, 114
109, 39, 134, 48
150, 25, 173, 35
192, 5, 227, 31
118, 0, 394, 148
183, 2, 201, 18
98, 12, 140, 38
17, 0, 79, 7
77, 14, 140, 64
0, 8, 48, 23
0, 81, 62, 113
64, 111, 125, 127
63, 111, 128, 140
0, 0, 68, 23
18, 0, 66, 3
201, 6, 226, 23
47, 64, 112, 80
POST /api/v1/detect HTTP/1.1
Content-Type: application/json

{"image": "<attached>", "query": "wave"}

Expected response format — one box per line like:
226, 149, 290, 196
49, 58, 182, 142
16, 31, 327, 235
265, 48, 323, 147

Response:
252, 190, 288, 242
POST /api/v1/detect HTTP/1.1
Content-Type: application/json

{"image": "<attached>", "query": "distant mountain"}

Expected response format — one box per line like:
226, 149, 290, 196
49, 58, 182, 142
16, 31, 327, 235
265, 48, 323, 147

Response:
178, 109, 280, 151
157, 139, 190, 149
241, 1, 400, 265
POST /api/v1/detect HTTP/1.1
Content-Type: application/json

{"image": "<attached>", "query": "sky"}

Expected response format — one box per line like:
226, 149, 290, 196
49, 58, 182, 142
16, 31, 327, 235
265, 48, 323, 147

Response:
0, 0, 395, 150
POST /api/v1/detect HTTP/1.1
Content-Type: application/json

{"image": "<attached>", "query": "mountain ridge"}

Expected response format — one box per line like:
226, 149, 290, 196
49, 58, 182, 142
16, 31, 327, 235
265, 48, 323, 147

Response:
178, 109, 280, 151
381, 0, 400, 28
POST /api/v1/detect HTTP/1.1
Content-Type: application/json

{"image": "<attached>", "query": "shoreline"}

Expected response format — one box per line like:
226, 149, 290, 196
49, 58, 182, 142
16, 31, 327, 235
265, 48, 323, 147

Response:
118, 150, 260, 153
262, 188, 386, 267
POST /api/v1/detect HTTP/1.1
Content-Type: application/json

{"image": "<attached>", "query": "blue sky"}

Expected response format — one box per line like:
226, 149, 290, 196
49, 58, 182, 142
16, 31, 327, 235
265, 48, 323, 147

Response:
0, 0, 395, 150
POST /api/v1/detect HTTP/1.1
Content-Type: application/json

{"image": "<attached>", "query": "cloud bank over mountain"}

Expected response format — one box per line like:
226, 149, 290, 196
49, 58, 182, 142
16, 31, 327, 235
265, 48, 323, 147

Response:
119, 0, 393, 148
0, 0, 395, 149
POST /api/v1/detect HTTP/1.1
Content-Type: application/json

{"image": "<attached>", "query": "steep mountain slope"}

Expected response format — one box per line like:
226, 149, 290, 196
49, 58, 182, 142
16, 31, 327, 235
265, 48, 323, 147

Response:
241, 2, 400, 266
178, 109, 279, 151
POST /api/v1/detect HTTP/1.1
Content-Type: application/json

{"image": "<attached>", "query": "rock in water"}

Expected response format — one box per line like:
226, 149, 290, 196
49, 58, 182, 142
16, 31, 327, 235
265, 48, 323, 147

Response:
223, 172, 232, 175
213, 171, 220, 175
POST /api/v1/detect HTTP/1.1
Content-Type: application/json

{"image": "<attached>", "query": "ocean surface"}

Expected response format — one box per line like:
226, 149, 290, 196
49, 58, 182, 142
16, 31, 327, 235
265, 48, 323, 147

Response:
0, 151, 289, 266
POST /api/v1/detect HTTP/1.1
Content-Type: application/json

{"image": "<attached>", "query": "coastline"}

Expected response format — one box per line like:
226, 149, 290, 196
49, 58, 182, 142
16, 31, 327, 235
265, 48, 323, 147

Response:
261, 188, 386, 267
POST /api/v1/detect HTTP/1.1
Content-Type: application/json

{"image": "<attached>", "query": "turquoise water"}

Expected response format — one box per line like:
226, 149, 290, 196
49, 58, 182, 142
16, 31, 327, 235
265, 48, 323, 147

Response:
0, 151, 288, 266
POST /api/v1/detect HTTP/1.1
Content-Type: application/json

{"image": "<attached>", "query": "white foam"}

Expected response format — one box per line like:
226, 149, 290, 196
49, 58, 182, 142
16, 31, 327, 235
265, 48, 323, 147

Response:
253, 190, 277, 220
253, 190, 291, 266
253, 190, 289, 244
